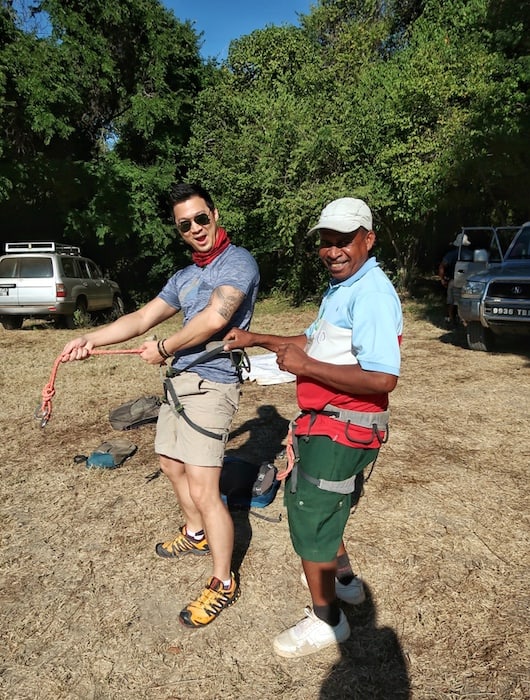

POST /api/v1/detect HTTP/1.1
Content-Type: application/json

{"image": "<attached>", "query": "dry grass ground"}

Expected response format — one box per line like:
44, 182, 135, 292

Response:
0, 298, 529, 700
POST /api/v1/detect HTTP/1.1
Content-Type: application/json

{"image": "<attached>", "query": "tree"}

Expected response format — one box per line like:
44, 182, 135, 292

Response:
186, 24, 331, 299
187, 0, 529, 297
0, 0, 205, 301
3, 0, 527, 303
186, 3, 410, 298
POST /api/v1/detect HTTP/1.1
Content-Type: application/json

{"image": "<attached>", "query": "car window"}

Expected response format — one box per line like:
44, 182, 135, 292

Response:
61, 257, 80, 278
77, 260, 91, 279
505, 226, 530, 260
0, 258, 18, 277
488, 245, 503, 263
9, 257, 54, 278
85, 260, 103, 279
495, 228, 519, 259
458, 229, 504, 264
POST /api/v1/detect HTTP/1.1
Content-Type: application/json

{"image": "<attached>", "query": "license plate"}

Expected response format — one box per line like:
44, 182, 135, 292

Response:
0, 288, 9, 296
489, 306, 530, 317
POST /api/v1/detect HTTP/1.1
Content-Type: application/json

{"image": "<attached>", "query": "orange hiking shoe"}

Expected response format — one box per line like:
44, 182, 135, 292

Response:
155, 525, 210, 558
179, 573, 240, 628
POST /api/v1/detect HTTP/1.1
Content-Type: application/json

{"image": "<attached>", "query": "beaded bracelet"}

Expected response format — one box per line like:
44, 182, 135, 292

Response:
157, 338, 171, 359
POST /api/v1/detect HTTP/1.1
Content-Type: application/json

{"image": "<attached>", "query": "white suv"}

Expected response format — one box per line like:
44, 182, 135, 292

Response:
0, 241, 124, 330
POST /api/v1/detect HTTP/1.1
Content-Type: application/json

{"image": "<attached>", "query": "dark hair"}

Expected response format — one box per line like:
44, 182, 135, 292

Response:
168, 183, 215, 212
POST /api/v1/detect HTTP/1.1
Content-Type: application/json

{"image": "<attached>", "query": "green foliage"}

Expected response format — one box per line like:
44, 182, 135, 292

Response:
72, 305, 93, 329
0, 0, 205, 301
1, 0, 528, 303
186, 0, 529, 297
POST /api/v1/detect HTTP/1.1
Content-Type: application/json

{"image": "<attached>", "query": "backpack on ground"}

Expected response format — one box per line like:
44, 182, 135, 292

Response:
109, 395, 162, 430
220, 456, 281, 510
75, 438, 138, 469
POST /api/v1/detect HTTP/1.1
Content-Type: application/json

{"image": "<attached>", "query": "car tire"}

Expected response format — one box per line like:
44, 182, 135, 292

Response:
0, 315, 23, 330
64, 298, 89, 330
466, 322, 496, 352
111, 295, 125, 320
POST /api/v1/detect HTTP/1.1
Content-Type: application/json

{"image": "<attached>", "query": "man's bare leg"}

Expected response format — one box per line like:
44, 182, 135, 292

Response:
160, 455, 204, 534
185, 463, 233, 582
161, 456, 233, 581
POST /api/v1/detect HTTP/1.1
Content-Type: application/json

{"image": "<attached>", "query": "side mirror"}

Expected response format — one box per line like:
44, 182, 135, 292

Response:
473, 249, 488, 263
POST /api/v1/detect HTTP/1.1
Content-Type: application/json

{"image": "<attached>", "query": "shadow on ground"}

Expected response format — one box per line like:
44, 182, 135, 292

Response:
320, 583, 411, 700
226, 404, 290, 464
225, 403, 290, 573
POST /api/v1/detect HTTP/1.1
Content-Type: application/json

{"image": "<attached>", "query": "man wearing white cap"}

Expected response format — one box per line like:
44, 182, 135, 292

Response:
438, 232, 471, 326
224, 197, 402, 658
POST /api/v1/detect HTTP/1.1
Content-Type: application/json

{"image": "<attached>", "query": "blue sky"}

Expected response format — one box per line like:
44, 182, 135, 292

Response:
163, 0, 315, 61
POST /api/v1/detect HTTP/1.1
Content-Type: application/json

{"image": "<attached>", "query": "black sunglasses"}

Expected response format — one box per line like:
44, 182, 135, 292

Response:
176, 212, 211, 234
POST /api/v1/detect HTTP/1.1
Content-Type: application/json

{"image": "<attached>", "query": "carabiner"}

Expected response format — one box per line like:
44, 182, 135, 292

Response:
34, 404, 50, 428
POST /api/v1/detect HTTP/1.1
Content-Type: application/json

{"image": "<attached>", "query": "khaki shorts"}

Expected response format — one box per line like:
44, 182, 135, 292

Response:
285, 436, 378, 562
155, 372, 241, 466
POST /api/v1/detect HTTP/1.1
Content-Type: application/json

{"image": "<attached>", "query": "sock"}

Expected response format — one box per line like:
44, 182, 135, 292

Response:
313, 603, 340, 627
185, 527, 205, 541
336, 553, 354, 585
222, 577, 233, 589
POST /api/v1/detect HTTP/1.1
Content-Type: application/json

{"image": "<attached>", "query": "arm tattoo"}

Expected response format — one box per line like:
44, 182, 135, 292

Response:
210, 286, 245, 321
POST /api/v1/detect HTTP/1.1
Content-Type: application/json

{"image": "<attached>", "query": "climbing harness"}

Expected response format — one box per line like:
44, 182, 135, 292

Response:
277, 404, 388, 495
164, 341, 249, 382
36, 348, 143, 428
163, 343, 249, 440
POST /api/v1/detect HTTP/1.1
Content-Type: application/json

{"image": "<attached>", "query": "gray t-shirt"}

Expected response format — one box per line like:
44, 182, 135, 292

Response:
158, 244, 260, 383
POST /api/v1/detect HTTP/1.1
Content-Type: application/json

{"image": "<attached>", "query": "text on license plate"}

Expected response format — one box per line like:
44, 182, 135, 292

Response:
490, 307, 530, 316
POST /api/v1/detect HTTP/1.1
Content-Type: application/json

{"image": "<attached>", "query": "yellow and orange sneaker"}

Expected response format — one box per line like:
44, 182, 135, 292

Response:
155, 525, 210, 558
179, 573, 240, 628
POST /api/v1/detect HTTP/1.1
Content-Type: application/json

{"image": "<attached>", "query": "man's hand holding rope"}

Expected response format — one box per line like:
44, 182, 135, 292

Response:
61, 336, 167, 366
60, 336, 95, 362
38, 337, 162, 428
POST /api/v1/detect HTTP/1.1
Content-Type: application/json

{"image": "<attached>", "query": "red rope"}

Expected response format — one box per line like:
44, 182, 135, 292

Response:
37, 348, 143, 427
276, 425, 296, 481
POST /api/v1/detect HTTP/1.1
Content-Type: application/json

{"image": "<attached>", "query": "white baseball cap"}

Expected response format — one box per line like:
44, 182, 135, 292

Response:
452, 232, 471, 247
308, 197, 373, 235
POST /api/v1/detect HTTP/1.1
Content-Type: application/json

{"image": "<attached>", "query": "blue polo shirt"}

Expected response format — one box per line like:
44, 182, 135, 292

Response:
296, 257, 402, 447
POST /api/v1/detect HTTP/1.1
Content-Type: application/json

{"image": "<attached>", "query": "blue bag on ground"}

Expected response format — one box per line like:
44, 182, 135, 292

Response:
85, 438, 138, 469
220, 456, 280, 509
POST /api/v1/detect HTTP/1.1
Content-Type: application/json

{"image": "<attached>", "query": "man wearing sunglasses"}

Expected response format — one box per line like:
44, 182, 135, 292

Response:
224, 197, 402, 658
61, 183, 260, 629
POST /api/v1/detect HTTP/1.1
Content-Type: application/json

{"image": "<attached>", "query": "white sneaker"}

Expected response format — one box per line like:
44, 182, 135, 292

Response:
300, 571, 366, 605
273, 607, 351, 658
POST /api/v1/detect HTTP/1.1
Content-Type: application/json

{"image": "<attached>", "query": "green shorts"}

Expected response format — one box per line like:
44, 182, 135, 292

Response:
285, 436, 378, 562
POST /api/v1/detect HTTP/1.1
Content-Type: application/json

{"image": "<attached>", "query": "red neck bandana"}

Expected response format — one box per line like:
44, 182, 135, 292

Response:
192, 226, 231, 268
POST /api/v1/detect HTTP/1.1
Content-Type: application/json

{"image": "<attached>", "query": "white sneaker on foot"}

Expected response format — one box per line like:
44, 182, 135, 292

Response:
273, 607, 350, 658
300, 571, 366, 605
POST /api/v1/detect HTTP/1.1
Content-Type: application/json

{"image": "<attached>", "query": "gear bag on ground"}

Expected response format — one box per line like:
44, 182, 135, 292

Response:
109, 395, 162, 430
220, 456, 280, 509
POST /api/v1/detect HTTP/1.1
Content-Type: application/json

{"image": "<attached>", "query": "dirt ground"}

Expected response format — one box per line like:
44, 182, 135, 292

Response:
0, 300, 529, 700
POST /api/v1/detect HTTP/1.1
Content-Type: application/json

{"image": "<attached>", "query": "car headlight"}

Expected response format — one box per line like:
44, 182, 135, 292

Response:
461, 280, 486, 297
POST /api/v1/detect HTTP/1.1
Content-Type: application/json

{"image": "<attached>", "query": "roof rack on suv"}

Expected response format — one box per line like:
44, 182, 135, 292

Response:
5, 242, 81, 255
